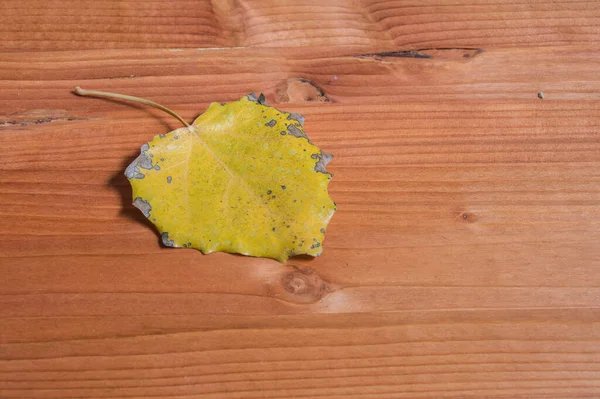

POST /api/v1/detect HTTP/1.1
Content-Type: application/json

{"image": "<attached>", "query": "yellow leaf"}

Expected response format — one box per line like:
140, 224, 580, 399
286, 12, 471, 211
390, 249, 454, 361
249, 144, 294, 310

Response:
125, 94, 336, 262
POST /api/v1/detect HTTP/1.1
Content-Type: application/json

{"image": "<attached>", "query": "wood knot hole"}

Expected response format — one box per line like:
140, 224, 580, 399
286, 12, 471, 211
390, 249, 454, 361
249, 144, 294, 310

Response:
459, 211, 478, 223
276, 78, 330, 103
281, 266, 332, 303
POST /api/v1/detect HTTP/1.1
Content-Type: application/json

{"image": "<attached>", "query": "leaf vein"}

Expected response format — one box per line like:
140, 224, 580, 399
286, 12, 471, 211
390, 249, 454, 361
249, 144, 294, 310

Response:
188, 127, 288, 225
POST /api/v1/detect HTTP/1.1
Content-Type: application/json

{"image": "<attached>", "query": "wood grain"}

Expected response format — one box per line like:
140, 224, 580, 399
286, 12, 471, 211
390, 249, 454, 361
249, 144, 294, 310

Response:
1, 0, 599, 51
1, 3, 600, 398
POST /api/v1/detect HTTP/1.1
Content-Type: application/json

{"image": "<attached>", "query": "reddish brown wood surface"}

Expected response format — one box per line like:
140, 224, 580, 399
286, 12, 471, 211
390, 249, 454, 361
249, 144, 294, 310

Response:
1, 1, 600, 398
2, 0, 600, 51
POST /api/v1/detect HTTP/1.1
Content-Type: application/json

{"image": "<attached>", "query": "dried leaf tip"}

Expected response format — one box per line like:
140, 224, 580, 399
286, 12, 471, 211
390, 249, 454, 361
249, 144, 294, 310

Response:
73, 86, 190, 128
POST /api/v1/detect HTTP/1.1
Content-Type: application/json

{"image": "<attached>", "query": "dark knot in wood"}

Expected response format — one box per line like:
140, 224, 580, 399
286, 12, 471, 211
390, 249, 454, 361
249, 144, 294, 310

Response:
281, 265, 333, 303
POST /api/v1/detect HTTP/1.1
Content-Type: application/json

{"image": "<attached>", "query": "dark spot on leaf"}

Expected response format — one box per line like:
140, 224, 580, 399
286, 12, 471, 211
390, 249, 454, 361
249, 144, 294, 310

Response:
159, 134, 166, 138
132, 197, 152, 218
272, 227, 276, 231
287, 113, 305, 126
280, 131, 286, 135
287, 225, 290, 228
161, 232, 175, 247
265, 119, 276, 127
167, 176, 172, 183
153, 164, 160, 170
124, 144, 152, 179
247, 92, 269, 106
128, 171, 144, 179
267, 190, 272, 195
287, 124, 305, 138
320, 228, 326, 234
281, 185, 286, 190
160, 158, 164, 161
272, 195, 276, 199
174, 135, 179, 139
314, 151, 333, 174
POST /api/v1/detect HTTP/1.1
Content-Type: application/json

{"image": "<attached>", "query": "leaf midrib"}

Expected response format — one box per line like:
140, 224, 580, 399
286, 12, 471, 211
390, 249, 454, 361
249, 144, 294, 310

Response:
188, 127, 290, 229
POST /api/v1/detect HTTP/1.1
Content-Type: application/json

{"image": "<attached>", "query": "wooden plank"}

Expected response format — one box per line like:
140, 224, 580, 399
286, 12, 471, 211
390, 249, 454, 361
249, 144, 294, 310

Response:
1, 0, 600, 51
1, 45, 600, 110
1, 45, 600, 397
1, 310, 600, 398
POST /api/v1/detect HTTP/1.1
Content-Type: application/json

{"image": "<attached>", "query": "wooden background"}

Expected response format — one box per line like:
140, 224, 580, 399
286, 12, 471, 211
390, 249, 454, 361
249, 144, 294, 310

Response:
1, 0, 600, 397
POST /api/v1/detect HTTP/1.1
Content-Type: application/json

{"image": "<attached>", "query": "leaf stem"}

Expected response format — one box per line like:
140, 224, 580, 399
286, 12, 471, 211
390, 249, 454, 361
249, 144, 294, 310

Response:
74, 86, 190, 127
